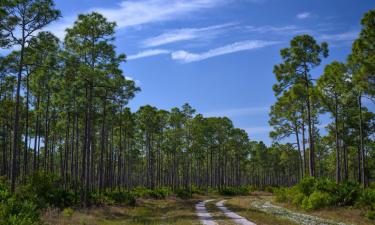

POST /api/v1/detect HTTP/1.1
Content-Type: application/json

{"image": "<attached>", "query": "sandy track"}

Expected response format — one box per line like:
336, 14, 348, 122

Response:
216, 200, 256, 225
196, 199, 218, 225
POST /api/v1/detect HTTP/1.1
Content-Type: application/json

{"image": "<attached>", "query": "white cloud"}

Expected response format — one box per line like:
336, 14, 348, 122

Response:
203, 106, 269, 117
319, 30, 359, 42
245, 25, 312, 35
142, 23, 235, 47
296, 12, 311, 19
95, 0, 227, 28
246, 25, 298, 33
171, 40, 279, 63
244, 126, 271, 134
46, 0, 228, 40
127, 49, 170, 60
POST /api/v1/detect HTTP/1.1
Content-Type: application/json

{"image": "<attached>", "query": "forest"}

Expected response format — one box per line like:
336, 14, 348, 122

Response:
0, 0, 374, 225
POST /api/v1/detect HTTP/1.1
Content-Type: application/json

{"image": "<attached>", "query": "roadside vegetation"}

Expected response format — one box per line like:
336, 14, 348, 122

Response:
275, 177, 375, 220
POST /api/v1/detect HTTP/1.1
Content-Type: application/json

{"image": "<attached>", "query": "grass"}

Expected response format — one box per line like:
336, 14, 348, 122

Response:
42, 198, 201, 225
42, 194, 373, 225
273, 197, 375, 225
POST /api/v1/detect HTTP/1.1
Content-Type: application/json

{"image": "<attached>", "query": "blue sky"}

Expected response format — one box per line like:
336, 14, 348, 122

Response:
33, 0, 375, 144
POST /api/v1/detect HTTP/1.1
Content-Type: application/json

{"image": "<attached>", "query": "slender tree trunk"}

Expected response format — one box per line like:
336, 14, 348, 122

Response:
11, 38, 25, 193
358, 94, 366, 187
294, 124, 303, 179
334, 96, 341, 183
44, 92, 50, 171
33, 96, 40, 171
304, 77, 315, 177
23, 74, 29, 178
99, 99, 107, 192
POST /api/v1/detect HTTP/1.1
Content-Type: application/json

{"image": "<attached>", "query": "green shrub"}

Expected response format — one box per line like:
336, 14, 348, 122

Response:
175, 188, 191, 199
333, 182, 360, 206
62, 208, 74, 218
292, 192, 306, 205
149, 187, 172, 199
314, 178, 336, 194
264, 186, 277, 193
0, 197, 41, 225
357, 188, 375, 209
191, 185, 205, 195
49, 188, 78, 208
297, 177, 316, 196
303, 191, 331, 210
104, 191, 136, 206
366, 211, 375, 220
275, 188, 288, 202
132, 187, 152, 198
218, 186, 251, 196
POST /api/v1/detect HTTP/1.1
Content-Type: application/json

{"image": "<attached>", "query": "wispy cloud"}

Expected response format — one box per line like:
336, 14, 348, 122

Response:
296, 12, 311, 19
95, 0, 227, 28
47, 0, 228, 40
319, 30, 359, 42
171, 40, 279, 63
142, 23, 235, 47
245, 25, 311, 35
127, 49, 170, 60
203, 106, 269, 117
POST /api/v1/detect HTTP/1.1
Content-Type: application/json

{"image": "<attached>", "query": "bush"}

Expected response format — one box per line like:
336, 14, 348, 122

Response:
0, 197, 41, 225
175, 188, 191, 199
49, 188, 78, 209
191, 185, 205, 195
219, 186, 251, 196
292, 192, 306, 205
62, 208, 74, 218
314, 178, 336, 193
366, 211, 375, 220
303, 191, 331, 210
132, 187, 152, 198
333, 182, 360, 206
264, 186, 277, 193
104, 191, 136, 206
149, 187, 172, 199
297, 177, 316, 196
357, 188, 375, 209
275, 188, 288, 202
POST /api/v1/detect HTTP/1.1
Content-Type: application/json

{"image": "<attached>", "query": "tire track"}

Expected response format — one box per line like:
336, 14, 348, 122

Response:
196, 199, 218, 225
216, 200, 256, 225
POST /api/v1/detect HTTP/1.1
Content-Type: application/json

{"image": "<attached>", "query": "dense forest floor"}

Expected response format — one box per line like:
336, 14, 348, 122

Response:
41, 193, 373, 225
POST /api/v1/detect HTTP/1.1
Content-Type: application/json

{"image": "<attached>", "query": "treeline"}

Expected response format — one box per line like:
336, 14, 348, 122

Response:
269, 10, 375, 186
0, 0, 300, 206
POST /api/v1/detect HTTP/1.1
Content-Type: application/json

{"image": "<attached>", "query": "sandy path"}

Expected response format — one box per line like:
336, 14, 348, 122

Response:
216, 200, 257, 225
196, 199, 218, 225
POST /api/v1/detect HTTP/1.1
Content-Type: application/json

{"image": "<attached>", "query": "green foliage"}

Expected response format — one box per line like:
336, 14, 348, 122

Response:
314, 178, 336, 193
148, 187, 172, 199
62, 208, 74, 218
297, 177, 316, 196
333, 182, 360, 206
0, 177, 40, 225
357, 188, 375, 209
130, 187, 173, 199
276, 177, 369, 213
302, 191, 332, 210
218, 186, 252, 196
275, 187, 289, 202
104, 191, 136, 206
366, 211, 375, 220
175, 189, 191, 199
